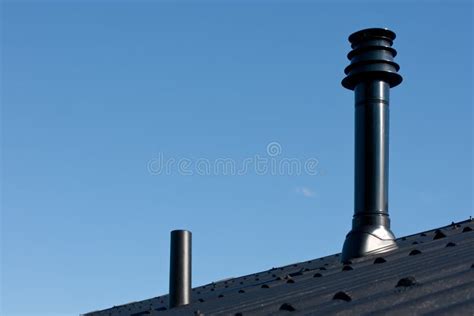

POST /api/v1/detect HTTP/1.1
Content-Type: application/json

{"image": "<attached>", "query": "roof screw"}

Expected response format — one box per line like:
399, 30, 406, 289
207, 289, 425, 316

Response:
333, 291, 352, 302
396, 276, 417, 287
433, 230, 446, 240
279, 303, 296, 311
373, 257, 387, 264
409, 249, 422, 256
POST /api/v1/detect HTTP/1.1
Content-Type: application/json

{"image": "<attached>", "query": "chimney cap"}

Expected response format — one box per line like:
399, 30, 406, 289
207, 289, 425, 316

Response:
342, 27, 402, 90
171, 229, 192, 234
348, 28, 396, 44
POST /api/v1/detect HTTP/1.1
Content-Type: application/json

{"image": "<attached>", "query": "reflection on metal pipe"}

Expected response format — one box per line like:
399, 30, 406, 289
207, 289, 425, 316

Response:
169, 230, 191, 308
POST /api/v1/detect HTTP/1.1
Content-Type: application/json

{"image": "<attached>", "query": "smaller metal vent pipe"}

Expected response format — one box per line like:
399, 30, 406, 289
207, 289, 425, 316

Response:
169, 230, 192, 308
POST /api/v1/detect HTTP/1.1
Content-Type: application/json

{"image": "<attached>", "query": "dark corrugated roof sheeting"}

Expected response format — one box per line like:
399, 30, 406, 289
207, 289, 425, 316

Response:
84, 219, 474, 316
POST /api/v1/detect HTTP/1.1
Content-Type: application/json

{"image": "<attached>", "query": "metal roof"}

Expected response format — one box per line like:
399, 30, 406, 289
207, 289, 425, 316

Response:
84, 219, 474, 316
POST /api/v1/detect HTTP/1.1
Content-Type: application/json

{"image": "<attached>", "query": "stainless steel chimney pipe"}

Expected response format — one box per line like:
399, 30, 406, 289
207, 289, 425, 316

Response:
169, 230, 192, 308
341, 28, 402, 263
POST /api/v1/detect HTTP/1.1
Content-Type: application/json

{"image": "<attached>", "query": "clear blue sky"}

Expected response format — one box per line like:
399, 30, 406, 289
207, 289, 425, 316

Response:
1, 1, 472, 315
